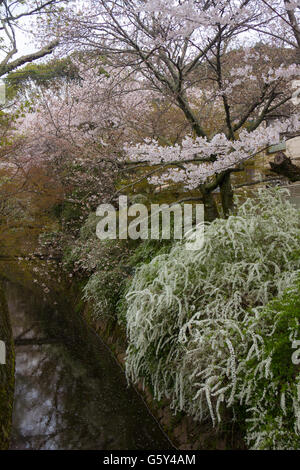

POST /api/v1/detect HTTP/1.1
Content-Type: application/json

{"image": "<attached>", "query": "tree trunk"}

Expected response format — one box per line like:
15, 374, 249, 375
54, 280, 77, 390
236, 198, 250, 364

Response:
219, 171, 235, 217
200, 186, 219, 222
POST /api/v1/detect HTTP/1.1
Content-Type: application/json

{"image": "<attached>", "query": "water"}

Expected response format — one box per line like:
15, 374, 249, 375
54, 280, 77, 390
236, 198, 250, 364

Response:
7, 283, 172, 450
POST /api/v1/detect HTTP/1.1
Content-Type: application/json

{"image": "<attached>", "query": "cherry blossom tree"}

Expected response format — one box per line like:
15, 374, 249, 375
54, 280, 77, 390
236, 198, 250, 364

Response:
43, 0, 300, 219
9, 60, 162, 221
0, 1, 66, 228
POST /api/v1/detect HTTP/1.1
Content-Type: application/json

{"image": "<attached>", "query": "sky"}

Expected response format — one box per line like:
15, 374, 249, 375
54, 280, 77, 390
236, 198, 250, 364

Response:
14, 22, 37, 57
1, 0, 85, 64
0, 1, 37, 62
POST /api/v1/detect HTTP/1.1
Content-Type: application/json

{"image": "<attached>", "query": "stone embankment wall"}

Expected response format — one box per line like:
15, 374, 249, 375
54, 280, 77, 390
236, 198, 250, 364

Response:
0, 279, 15, 450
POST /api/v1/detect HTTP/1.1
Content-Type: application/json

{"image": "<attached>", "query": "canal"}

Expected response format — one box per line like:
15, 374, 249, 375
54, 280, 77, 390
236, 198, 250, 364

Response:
6, 282, 172, 450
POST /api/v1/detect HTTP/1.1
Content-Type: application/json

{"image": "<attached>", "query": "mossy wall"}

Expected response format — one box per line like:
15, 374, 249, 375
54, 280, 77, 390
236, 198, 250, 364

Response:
0, 279, 15, 450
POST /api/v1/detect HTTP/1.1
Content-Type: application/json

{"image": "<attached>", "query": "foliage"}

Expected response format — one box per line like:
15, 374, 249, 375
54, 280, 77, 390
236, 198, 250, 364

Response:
123, 189, 300, 448
128, 238, 174, 269
5, 58, 80, 93
242, 280, 300, 449
67, 206, 176, 323
64, 212, 132, 319
116, 237, 175, 325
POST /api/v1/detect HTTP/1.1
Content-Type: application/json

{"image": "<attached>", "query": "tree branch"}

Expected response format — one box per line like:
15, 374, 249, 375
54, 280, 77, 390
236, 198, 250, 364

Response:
0, 40, 59, 77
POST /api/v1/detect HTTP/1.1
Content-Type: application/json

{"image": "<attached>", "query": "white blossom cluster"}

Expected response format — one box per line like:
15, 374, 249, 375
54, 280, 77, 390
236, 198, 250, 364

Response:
138, 0, 258, 38
125, 115, 300, 188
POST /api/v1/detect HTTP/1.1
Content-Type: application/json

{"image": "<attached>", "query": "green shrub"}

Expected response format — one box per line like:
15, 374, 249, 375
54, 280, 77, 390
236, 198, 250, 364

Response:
83, 267, 126, 319
241, 279, 300, 449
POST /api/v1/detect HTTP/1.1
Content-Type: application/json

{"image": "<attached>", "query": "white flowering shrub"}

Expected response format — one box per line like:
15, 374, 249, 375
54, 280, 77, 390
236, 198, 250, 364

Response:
124, 189, 300, 447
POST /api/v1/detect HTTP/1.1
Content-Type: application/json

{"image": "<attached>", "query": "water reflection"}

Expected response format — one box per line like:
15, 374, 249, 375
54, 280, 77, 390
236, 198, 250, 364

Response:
7, 283, 172, 450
